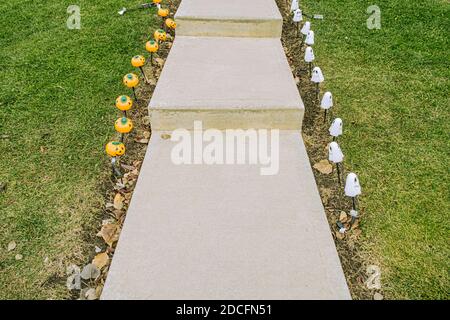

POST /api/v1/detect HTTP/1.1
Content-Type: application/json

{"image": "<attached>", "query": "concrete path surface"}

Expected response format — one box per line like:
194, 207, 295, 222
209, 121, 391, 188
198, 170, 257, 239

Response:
102, 0, 351, 299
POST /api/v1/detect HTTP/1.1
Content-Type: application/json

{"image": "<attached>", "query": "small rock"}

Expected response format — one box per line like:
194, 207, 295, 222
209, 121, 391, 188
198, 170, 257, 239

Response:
373, 292, 383, 300
15, 254, 23, 260
7, 241, 16, 252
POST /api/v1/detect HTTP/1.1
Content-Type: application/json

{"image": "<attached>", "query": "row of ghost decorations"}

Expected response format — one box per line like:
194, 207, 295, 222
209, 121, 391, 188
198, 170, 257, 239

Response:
290, 0, 363, 233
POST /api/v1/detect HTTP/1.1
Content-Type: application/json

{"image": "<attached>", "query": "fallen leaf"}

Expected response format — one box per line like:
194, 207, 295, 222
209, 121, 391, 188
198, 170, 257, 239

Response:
15, 254, 23, 260
352, 229, 362, 238
120, 164, 136, 171
313, 160, 332, 174
143, 131, 151, 139
136, 138, 149, 144
351, 219, 360, 230
85, 288, 97, 300
155, 58, 165, 66
335, 231, 345, 240
7, 241, 16, 252
95, 285, 104, 298
80, 263, 100, 280
113, 193, 123, 210
92, 252, 109, 269
97, 223, 120, 247
339, 211, 348, 223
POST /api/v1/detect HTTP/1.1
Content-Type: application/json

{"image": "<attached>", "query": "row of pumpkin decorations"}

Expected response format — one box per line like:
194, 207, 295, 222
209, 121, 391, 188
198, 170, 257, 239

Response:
291, 0, 361, 234
105, 0, 176, 178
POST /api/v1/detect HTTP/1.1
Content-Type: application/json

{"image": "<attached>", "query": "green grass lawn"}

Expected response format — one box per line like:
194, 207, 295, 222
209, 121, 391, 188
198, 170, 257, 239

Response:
0, 0, 159, 299
302, 0, 449, 299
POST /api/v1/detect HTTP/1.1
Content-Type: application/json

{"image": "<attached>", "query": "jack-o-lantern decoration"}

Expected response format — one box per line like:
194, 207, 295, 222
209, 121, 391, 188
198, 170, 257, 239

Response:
114, 117, 134, 134
154, 29, 167, 42
105, 141, 126, 157
145, 40, 159, 53
123, 73, 139, 88
131, 55, 145, 68
152, 0, 161, 4
158, 7, 169, 18
165, 18, 177, 29
115, 95, 132, 111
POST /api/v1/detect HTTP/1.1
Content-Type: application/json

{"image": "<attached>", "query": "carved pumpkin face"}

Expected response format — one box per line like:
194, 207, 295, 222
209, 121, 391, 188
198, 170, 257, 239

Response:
165, 18, 177, 29
145, 40, 159, 53
115, 95, 132, 111
154, 29, 167, 42
158, 8, 169, 18
114, 117, 134, 134
123, 73, 139, 88
105, 141, 125, 157
131, 55, 145, 68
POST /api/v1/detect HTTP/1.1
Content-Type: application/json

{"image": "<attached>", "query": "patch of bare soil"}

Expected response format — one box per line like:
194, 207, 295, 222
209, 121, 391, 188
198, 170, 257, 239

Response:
276, 0, 376, 299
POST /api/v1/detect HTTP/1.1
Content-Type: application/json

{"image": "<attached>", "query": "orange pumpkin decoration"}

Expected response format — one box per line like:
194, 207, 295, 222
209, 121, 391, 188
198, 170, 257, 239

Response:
114, 117, 134, 134
154, 29, 167, 42
158, 7, 169, 18
131, 55, 145, 68
145, 40, 159, 53
105, 141, 126, 157
123, 73, 139, 88
115, 95, 132, 111
152, 0, 161, 4
165, 18, 177, 29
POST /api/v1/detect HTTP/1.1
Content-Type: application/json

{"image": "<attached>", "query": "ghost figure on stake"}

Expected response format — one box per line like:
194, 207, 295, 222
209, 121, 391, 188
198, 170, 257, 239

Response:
304, 46, 315, 75
305, 30, 315, 46
345, 172, 362, 221
329, 118, 343, 141
320, 91, 333, 122
290, 0, 299, 12
300, 21, 310, 46
328, 141, 344, 184
311, 66, 324, 100
293, 9, 303, 34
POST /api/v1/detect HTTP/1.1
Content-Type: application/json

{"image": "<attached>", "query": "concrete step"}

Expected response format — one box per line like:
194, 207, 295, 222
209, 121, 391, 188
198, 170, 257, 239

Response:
175, 0, 283, 38
149, 36, 304, 130
102, 131, 351, 299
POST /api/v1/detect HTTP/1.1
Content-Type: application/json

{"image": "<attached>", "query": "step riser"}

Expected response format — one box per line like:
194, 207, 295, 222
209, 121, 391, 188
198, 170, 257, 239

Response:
150, 109, 303, 130
175, 18, 282, 38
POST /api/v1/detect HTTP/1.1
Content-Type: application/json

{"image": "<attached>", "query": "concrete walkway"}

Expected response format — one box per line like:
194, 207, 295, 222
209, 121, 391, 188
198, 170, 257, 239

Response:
102, 0, 350, 299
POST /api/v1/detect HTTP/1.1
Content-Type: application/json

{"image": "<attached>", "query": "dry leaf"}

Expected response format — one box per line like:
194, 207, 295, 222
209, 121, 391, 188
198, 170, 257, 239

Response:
155, 58, 165, 66
92, 252, 109, 269
81, 263, 100, 280
113, 193, 123, 210
7, 241, 16, 252
339, 211, 348, 223
335, 231, 345, 240
143, 131, 151, 139
97, 223, 120, 247
136, 138, 149, 144
313, 160, 333, 174
120, 164, 135, 171
373, 293, 384, 300
352, 229, 362, 238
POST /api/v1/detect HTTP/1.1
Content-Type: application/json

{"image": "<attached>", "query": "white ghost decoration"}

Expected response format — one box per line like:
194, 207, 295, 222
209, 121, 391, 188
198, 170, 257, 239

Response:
301, 21, 311, 36
329, 118, 343, 137
293, 9, 303, 22
305, 30, 314, 45
290, 0, 299, 12
328, 141, 344, 163
320, 91, 333, 109
345, 173, 362, 197
311, 66, 324, 83
304, 46, 315, 63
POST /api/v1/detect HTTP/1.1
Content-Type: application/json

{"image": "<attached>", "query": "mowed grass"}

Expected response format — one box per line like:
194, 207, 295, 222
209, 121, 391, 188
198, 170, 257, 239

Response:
302, 0, 449, 298
0, 0, 159, 299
